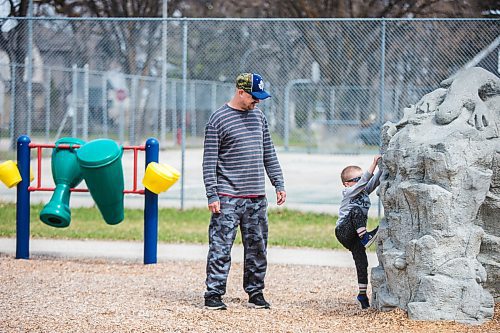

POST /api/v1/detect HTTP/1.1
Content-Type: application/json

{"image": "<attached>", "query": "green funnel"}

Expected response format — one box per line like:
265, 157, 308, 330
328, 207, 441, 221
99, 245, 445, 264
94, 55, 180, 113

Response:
40, 137, 86, 228
76, 139, 124, 225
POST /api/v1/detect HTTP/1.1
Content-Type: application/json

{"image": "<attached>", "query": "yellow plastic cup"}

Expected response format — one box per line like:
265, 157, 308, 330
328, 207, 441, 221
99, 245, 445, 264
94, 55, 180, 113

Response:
142, 162, 181, 194
0, 160, 22, 188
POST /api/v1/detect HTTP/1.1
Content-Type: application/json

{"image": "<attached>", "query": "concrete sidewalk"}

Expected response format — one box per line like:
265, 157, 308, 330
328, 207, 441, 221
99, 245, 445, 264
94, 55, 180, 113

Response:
0, 238, 378, 267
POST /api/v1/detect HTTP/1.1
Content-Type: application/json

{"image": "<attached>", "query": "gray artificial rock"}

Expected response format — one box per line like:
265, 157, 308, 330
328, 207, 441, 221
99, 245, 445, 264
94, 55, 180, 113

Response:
372, 67, 499, 324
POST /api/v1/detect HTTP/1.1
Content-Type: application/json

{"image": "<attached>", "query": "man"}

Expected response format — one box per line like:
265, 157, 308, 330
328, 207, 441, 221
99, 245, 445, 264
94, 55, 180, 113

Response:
202, 73, 286, 310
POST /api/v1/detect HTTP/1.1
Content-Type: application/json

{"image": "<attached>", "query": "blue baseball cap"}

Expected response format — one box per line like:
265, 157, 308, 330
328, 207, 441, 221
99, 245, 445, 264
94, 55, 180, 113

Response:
236, 73, 271, 100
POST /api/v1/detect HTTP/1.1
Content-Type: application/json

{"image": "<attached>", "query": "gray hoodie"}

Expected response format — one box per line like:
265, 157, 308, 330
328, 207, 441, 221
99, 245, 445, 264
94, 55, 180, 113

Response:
336, 169, 382, 226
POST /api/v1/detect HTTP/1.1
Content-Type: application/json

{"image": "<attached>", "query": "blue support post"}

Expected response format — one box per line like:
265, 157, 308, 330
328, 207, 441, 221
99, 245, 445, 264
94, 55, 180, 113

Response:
144, 138, 159, 264
16, 135, 31, 259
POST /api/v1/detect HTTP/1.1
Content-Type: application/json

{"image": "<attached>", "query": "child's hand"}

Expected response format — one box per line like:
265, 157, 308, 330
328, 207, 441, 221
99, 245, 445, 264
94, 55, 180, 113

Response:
368, 154, 382, 174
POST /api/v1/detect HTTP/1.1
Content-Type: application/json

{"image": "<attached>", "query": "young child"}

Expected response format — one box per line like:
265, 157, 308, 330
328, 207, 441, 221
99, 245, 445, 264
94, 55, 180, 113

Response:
335, 154, 382, 309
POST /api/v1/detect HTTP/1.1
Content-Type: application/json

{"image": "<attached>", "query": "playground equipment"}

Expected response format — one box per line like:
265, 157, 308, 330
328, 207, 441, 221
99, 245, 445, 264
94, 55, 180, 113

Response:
0, 160, 22, 188
0, 160, 34, 188
142, 162, 180, 194
39, 137, 85, 228
15, 135, 160, 264
77, 139, 125, 225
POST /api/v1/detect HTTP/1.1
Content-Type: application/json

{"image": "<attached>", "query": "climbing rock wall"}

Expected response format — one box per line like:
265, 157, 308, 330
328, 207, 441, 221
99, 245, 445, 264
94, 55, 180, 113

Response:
372, 67, 499, 324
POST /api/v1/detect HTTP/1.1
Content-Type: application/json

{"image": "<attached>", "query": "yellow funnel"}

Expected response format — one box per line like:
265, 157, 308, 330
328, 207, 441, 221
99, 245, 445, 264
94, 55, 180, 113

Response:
142, 162, 180, 194
0, 160, 22, 188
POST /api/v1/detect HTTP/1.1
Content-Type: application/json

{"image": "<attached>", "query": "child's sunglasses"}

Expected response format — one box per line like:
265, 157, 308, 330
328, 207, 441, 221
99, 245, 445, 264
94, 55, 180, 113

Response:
346, 176, 361, 183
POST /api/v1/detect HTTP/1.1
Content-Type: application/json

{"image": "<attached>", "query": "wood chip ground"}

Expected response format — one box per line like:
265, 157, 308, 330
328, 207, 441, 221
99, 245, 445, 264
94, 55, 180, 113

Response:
1, 255, 498, 332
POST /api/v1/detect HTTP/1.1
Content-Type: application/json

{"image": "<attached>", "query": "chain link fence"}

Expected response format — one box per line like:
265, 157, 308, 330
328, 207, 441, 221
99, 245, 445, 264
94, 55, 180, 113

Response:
0, 18, 498, 153
0, 18, 498, 210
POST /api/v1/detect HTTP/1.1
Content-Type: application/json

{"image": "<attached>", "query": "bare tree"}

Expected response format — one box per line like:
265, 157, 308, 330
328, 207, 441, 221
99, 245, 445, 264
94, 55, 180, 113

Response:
216, 0, 498, 126
5, 0, 496, 145
0, 0, 32, 148
36, 0, 228, 142
218, 0, 492, 18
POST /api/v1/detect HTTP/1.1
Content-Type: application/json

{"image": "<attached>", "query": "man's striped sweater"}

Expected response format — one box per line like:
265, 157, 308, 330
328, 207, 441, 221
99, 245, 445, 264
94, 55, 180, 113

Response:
202, 104, 285, 204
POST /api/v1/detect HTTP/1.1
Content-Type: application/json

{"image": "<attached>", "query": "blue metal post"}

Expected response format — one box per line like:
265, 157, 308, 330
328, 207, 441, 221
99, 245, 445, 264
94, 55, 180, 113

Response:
144, 138, 159, 264
16, 135, 31, 259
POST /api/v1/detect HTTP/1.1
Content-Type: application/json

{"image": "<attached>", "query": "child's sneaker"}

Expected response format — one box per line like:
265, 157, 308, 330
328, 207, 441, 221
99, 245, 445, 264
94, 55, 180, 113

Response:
204, 295, 227, 310
360, 226, 379, 248
357, 294, 370, 309
247, 293, 270, 309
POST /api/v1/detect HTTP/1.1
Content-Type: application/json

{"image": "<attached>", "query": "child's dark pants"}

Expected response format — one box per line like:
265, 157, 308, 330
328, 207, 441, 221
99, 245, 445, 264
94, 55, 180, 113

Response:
335, 206, 368, 285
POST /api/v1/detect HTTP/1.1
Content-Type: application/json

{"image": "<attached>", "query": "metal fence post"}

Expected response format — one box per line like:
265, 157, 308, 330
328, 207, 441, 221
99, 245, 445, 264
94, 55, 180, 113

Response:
102, 75, 108, 136
171, 81, 177, 144
44, 67, 51, 141
83, 64, 89, 141
190, 81, 196, 137
211, 83, 217, 113
130, 76, 138, 144
71, 64, 78, 138
118, 80, 125, 144
160, 2, 168, 143
10, 63, 16, 145
27, 4, 33, 136
284, 79, 312, 151
284, 82, 290, 151
181, 20, 188, 210
379, 19, 386, 139
378, 19, 387, 218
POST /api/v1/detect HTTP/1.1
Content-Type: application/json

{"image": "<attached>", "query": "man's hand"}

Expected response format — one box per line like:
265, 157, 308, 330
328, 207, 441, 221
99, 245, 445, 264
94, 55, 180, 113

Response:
276, 191, 286, 206
208, 201, 221, 214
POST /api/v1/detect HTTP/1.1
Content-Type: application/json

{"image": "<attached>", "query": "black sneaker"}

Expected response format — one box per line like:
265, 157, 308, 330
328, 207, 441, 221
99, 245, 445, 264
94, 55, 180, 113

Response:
247, 293, 270, 309
357, 294, 370, 309
204, 295, 227, 310
360, 226, 379, 248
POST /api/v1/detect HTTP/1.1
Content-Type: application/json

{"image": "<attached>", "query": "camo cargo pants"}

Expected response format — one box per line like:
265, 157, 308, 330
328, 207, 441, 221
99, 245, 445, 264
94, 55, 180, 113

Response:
205, 196, 268, 298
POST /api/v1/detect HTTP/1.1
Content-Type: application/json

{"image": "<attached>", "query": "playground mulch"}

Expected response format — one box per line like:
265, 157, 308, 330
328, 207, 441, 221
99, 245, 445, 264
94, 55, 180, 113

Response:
1, 255, 498, 333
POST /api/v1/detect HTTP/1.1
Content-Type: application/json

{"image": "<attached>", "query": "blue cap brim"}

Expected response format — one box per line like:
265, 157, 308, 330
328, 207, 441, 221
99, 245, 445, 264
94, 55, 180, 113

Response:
251, 90, 271, 100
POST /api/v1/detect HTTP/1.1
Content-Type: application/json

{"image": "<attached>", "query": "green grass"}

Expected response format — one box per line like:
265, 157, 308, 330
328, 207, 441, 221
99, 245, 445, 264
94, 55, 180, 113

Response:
0, 202, 379, 250
271, 129, 316, 148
